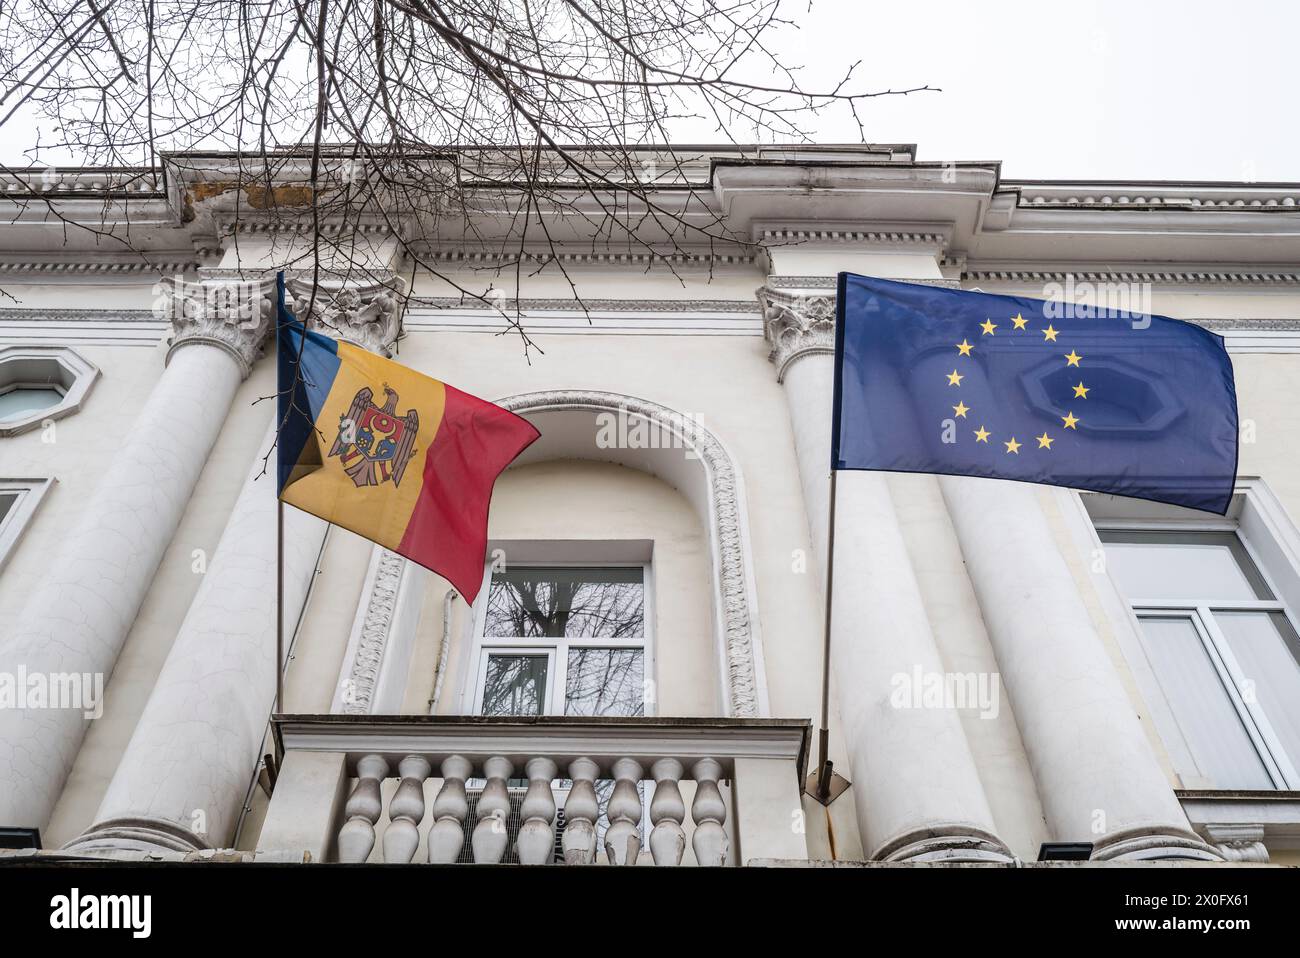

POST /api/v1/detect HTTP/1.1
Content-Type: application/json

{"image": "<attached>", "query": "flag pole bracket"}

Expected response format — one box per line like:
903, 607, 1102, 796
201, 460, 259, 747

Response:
804, 762, 851, 806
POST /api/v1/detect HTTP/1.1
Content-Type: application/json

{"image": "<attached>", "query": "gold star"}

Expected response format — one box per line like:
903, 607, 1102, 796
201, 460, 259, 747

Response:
955, 339, 974, 357
1072, 381, 1090, 398
1004, 437, 1021, 454
1036, 432, 1054, 449
1011, 312, 1028, 330
947, 369, 964, 386
980, 318, 997, 336
973, 425, 990, 443
1062, 411, 1079, 430
952, 401, 970, 418
1042, 325, 1059, 342
1064, 349, 1082, 367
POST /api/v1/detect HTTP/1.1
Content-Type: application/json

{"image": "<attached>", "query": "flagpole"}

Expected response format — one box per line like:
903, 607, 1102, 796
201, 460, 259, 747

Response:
808, 468, 849, 805
815, 469, 836, 800
276, 493, 284, 716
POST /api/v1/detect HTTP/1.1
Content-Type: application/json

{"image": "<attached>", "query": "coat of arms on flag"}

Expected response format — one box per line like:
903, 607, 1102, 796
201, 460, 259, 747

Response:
276, 272, 540, 603
331, 384, 420, 488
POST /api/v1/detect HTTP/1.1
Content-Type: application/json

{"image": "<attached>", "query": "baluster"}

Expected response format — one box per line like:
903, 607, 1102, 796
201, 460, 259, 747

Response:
649, 758, 686, 866
691, 758, 728, 867
382, 754, 430, 863
561, 757, 600, 865
604, 757, 644, 866
516, 757, 558, 865
427, 755, 472, 864
338, 754, 388, 863
471, 756, 514, 863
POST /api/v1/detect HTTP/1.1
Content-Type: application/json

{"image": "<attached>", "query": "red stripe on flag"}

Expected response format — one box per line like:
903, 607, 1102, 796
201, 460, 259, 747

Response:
397, 385, 539, 603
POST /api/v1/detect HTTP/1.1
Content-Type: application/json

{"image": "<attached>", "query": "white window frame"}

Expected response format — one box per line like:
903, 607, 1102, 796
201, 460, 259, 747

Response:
0, 477, 55, 572
1078, 478, 1300, 790
0, 345, 99, 437
462, 558, 657, 718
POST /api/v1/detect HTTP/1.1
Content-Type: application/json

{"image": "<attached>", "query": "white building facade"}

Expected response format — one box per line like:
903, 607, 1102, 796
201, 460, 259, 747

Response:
2, 144, 1299, 867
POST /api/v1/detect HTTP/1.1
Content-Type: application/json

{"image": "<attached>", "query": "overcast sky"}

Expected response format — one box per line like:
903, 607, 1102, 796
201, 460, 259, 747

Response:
764, 0, 1298, 181
5, 0, 1295, 183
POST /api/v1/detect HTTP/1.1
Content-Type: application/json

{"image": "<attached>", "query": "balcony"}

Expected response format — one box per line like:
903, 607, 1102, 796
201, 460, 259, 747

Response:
259, 715, 812, 866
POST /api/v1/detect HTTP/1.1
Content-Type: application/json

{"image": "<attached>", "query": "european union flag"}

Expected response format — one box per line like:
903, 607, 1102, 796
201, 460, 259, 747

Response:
831, 273, 1239, 514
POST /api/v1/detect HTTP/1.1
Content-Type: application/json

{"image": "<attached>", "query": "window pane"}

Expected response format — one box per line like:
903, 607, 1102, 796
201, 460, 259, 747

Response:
1100, 532, 1272, 601
1216, 611, 1300, 777
565, 649, 644, 717
484, 567, 644, 638
0, 387, 62, 421
481, 654, 548, 716
0, 492, 17, 526
1136, 616, 1274, 789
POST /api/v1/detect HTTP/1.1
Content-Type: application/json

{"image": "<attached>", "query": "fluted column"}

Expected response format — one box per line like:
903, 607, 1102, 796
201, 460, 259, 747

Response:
0, 274, 274, 832
65, 278, 403, 854
760, 286, 1011, 862
940, 476, 1222, 860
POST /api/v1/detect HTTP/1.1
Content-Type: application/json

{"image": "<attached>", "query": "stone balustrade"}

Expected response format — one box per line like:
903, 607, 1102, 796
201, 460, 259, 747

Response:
259, 716, 811, 866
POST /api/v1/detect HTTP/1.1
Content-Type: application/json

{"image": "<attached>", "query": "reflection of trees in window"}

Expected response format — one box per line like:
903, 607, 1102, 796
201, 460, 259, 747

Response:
481, 654, 547, 716
486, 567, 643, 639
565, 649, 644, 717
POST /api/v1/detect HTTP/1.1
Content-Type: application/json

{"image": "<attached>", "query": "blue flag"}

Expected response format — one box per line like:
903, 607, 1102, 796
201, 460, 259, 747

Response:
832, 273, 1239, 514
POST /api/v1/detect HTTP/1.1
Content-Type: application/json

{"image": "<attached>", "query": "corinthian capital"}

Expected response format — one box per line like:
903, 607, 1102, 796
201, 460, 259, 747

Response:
758, 286, 837, 382
285, 276, 406, 356
161, 274, 277, 378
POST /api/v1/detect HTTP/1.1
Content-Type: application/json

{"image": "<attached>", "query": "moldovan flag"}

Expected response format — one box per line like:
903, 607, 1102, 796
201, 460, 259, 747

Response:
275, 275, 539, 602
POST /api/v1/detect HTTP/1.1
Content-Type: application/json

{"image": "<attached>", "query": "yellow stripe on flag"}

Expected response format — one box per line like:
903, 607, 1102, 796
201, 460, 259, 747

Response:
280, 341, 447, 550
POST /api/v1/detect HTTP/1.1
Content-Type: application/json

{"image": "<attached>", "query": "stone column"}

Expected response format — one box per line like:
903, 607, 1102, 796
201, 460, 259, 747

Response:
760, 286, 1011, 862
0, 275, 274, 832
939, 476, 1222, 860
66, 279, 403, 854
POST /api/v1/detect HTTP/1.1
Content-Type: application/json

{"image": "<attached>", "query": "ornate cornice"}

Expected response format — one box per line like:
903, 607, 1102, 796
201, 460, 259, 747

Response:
758, 227, 947, 248
0, 307, 161, 323
409, 296, 758, 314
0, 259, 199, 276
1, 168, 163, 196
1197, 318, 1300, 331
2, 305, 1298, 336
765, 275, 961, 291
757, 287, 836, 382
966, 267, 1300, 286
495, 390, 763, 718
1010, 188, 1300, 210
162, 275, 277, 377
287, 276, 406, 356
225, 220, 395, 237
424, 248, 756, 268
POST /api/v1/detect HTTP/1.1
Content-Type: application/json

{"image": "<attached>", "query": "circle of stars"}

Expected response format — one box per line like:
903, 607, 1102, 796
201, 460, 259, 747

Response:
949, 311, 1090, 453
